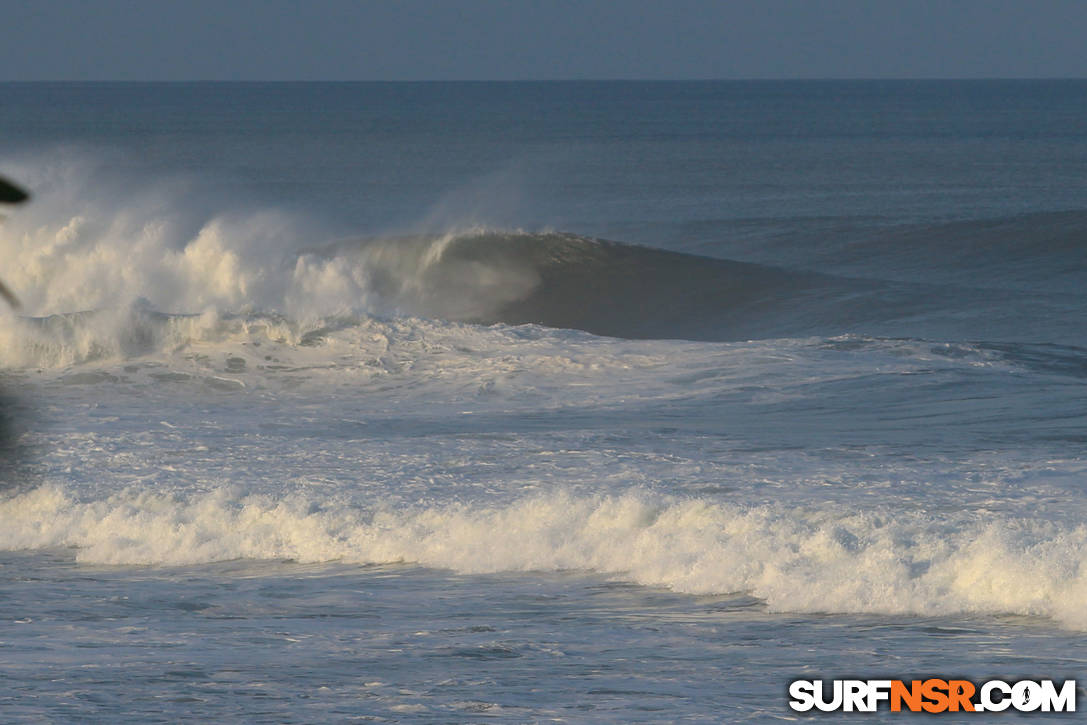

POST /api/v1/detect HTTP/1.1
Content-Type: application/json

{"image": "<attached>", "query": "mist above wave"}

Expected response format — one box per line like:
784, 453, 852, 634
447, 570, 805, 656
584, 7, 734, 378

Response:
3, 151, 1082, 355
0, 153, 817, 347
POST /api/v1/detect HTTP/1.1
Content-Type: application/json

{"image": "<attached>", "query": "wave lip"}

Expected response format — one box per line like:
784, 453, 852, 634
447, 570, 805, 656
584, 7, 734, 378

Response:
339, 229, 855, 341
327, 229, 1076, 344
4, 486, 1085, 630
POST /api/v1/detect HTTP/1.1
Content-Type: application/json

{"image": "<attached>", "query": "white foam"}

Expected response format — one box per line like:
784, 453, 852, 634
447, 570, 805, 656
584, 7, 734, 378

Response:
1, 151, 542, 317
3, 486, 1084, 629
0, 152, 556, 373
0, 157, 361, 320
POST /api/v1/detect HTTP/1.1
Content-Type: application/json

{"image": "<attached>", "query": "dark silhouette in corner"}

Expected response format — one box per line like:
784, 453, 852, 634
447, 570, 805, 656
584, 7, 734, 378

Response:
0, 175, 30, 490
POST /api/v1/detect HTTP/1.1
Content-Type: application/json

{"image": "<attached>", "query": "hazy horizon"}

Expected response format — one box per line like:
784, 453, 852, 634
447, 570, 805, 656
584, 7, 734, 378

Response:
2, 0, 1086, 81
3, 77, 1086, 83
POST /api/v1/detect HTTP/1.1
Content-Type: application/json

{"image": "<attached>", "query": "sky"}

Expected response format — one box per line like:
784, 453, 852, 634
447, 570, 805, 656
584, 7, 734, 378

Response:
1, 0, 1086, 81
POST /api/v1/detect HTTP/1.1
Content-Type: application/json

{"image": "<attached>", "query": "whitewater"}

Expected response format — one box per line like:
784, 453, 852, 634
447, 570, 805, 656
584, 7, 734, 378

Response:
1, 81, 1085, 721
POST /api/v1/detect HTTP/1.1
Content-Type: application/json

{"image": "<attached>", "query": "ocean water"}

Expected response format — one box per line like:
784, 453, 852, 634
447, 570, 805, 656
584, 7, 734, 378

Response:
1, 81, 1085, 721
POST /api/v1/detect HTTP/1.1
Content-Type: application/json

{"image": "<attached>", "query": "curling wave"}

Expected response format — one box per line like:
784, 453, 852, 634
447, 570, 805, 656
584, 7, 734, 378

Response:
328, 230, 849, 340
3, 153, 1082, 349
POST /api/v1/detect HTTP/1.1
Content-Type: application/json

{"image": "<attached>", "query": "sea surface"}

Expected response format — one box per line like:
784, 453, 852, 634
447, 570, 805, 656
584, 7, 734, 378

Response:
1, 81, 1085, 722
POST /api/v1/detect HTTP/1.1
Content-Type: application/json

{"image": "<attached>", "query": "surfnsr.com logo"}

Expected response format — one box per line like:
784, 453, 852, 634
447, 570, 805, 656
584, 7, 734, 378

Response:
788, 679, 1076, 713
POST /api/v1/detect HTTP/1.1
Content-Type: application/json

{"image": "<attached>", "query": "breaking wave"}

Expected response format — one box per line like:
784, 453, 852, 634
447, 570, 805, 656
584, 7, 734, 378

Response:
0, 155, 857, 346
2, 485, 1085, 629
3, 151, 1085, 369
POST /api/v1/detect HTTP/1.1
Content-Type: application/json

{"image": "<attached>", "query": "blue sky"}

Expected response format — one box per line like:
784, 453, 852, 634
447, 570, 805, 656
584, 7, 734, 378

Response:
2, 0, 1086, 80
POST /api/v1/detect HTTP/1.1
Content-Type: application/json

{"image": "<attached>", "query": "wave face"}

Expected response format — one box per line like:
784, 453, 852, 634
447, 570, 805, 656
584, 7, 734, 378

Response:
333, 231, 837, 340
351, 223, 1087, 344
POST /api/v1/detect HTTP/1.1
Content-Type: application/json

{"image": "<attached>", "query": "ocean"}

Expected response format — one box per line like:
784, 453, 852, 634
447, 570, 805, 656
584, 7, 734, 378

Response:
1, 81, 1085, 721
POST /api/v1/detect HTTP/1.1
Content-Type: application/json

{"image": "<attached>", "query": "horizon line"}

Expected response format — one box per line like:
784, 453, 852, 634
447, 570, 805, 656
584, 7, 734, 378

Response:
2, 76, 1087, 84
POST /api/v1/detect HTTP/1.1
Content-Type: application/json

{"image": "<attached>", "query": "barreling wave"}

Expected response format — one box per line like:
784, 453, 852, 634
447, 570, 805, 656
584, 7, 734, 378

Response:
338, 228, 1087, 344
327, 230, 860, 340
4, 223, 1080, 371
0, 158, 859, 344
2, 485, 1085, 629
3, 152, 1083, 355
